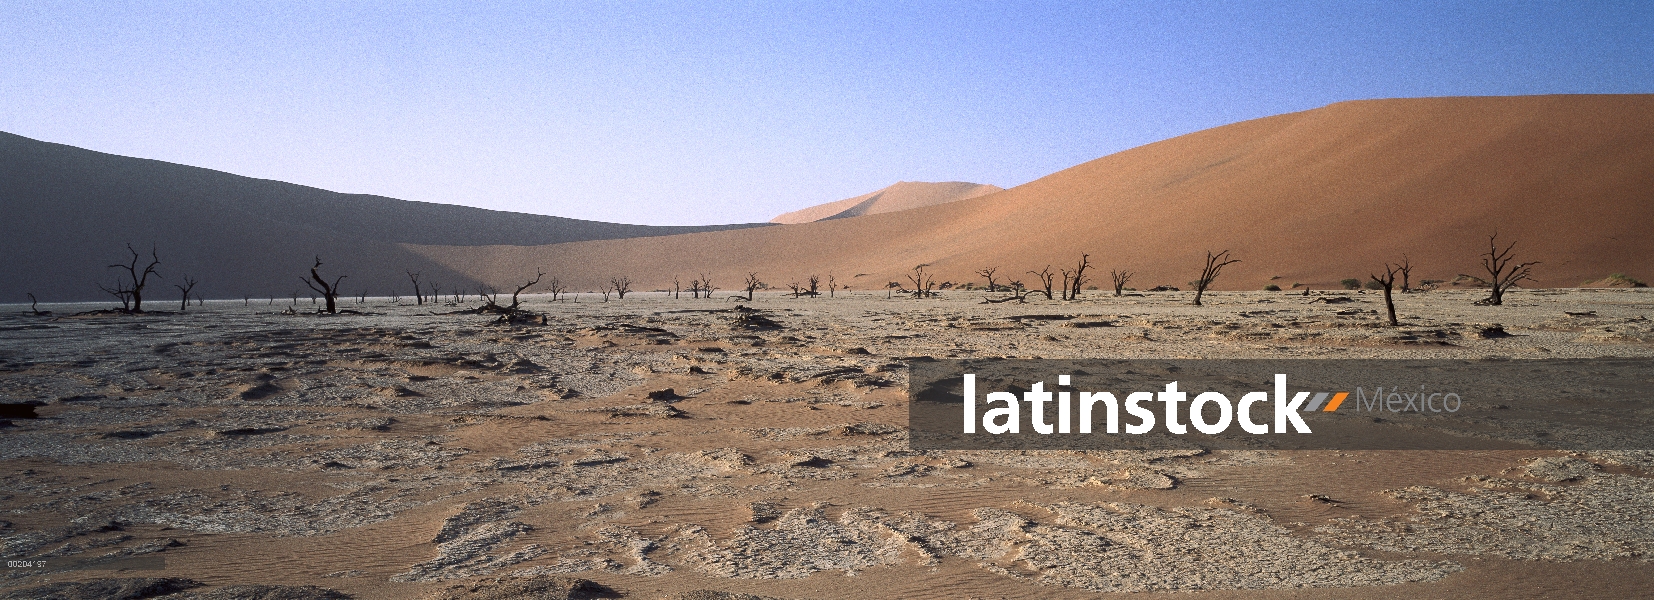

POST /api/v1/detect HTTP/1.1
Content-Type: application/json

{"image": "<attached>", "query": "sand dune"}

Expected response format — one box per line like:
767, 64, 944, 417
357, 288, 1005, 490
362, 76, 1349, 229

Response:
769, 181, 1003, 224
410, 95, 1654, 295
0, 132, 772, 302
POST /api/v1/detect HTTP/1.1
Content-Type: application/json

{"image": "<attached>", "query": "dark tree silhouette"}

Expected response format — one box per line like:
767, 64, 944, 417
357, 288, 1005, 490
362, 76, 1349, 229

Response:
1474, 233, 1539, 306
673, 275, 682, 299
406, 271, 424, 305
1027, 266, 1055, 300
828, 274, 838, 298
699, 273, 716, 299
1370, 262, 1401, 326
904, 264, 937, 298
301, 257, 347, 314
735, 273, 763, 301
174, 275, 199, 312
97, 279, 133, 311
1068, 254, 1092, 300
807, 274, 821, 297
1397, 255, 1414, 293
1110, 269, 1134, 297
976, 266, 1001, 292
25, 293, 51, 316
1192, 250, 1240, 306
546, 277, 566, 302
509, 270, 545, 309
610, 276, 632, 300
105, 244, 161, 312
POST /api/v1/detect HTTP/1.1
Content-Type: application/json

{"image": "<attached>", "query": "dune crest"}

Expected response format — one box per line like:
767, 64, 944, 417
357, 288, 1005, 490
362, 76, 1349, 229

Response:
769, 181, 1004, 224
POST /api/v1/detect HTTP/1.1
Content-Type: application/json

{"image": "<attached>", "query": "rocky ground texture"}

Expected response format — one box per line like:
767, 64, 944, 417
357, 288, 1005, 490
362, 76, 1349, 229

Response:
1, 288, 1651, 598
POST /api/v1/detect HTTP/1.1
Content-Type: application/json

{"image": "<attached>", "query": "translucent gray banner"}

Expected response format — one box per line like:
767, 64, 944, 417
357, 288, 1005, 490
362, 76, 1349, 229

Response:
907, 359, 1654, 450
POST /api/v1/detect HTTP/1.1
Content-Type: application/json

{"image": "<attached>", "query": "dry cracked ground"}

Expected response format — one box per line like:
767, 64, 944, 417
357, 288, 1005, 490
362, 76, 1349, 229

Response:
1, 288, 1652, 599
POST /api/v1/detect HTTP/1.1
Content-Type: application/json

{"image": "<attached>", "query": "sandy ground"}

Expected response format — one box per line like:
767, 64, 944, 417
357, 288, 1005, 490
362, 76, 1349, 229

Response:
1, 287, 1651, 599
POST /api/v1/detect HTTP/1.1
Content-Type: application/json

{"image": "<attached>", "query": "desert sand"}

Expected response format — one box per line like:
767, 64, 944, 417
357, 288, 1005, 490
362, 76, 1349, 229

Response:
410, 95, 1654, 294
2, 286, 1652, 599
768, 182, 1004, 225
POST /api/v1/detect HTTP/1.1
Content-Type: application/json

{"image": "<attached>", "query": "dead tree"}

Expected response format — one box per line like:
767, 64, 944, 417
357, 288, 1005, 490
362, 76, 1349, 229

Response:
1059, 268, 1073, 300
600, 286, 613, 302
546, 277, 566, 302
1110, 269, 1134, 296
807, 274, 821, 297
1028, 266, 1056, 300
301, 257, 347, 314
886, 282, 899, 299
470, 271, 547, 324
1370, 263, 1401, 326
1397, 255, 1413, 293
1192, 250, 1240, 306
828, 274, 838, 298
174, 275, 199, 312
25, 293, 51, 316
699, 273, 716, 299
734, 273, 763, 301
1474, 233, 1539, 306
1069, 254, 1092, 300
430, 283, 443, 303
406, 271, 424, 305
983, 289, 1030, 304
673, 275, 682, 299
976, 267, 1001, 292
903, 264, 937, 298
97, 279, 133, 311
610, 276, 632, 300
511, 271, 544, 309
389, 290, 401, 304
106, 244, 162, 312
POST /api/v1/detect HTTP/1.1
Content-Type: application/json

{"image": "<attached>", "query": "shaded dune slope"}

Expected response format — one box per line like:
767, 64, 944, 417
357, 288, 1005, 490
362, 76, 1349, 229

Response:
0, 132, 770, 301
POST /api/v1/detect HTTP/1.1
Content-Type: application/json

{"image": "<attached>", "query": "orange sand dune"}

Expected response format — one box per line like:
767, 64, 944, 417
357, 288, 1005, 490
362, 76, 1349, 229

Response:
770, 181, 1004, 224
410, 95, 1654, 295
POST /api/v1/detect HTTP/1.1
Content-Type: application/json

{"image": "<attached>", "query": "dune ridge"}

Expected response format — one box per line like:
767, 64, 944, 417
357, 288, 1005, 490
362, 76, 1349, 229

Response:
769, 181, 1004, 224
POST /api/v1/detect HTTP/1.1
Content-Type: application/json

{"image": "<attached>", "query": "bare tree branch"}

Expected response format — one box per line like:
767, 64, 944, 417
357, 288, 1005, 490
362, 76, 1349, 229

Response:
1193, 250, 1240, 306
301, 256, 346, 313
1474, 233, 1539, 306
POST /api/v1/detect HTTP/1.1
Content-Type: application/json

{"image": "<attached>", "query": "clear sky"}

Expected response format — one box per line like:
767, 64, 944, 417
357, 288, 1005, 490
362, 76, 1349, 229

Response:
3, 2, 1651, 225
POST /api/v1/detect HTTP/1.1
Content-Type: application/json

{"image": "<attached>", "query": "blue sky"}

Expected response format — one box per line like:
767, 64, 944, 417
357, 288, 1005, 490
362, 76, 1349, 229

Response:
3, 1, 1651, 225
